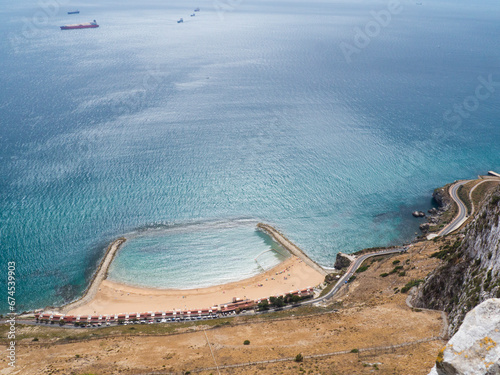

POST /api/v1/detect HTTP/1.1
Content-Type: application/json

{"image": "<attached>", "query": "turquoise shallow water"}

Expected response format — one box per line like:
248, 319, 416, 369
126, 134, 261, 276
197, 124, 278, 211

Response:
0, 0, 499, 313
108, 220, 289, 289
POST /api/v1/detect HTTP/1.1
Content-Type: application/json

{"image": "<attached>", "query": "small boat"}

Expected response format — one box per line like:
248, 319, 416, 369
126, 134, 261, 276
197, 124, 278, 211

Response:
60, 20, 99, 30
177, 18, 183, 23
67, 10, 80, 14
194, 7, 200, 11
190, 13, 195, 16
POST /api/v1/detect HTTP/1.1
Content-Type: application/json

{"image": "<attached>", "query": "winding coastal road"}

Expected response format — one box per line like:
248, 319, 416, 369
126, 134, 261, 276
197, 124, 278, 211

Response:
257, 224, 406, 306
438, 180, 471, 236
437, 177, 500, 237
302, 247, 407, 306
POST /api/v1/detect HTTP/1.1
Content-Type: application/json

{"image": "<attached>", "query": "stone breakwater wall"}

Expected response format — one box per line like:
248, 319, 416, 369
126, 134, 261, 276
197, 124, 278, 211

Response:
257, 223, 327, 277
56, 238, 127, 314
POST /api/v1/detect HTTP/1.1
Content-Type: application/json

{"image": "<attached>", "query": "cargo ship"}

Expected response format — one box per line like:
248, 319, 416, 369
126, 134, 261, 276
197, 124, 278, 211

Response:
67, 10, 80, 14
60, 20, 99, 30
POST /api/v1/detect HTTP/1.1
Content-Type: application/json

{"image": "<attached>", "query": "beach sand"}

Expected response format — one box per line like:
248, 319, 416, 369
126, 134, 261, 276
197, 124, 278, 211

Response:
68, 256, 325, 315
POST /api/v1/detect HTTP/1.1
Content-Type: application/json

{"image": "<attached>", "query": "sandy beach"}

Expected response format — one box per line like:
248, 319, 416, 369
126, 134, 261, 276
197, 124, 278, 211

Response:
67, 255, 324, 316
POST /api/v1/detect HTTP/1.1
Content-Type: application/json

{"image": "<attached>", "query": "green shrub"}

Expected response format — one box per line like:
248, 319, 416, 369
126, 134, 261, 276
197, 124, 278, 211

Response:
392, 260, 400, 265
388, 265, 404, 275
401, 279, 424, 293
350, 348, 359, 353
380, 273, 389, 277
243, 340, 250, 345
430, 249, 448, 259
295, 353, 304, 362
356, 265, 369, 273
491, 195, 500, 205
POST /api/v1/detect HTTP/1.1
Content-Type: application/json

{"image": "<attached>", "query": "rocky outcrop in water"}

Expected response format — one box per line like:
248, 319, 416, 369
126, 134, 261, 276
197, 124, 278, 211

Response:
414, 185, 500, 335
433, 186, 453, 212
334, 252, 353, 269
418, 185, 453, 234
427, 298, 500, 375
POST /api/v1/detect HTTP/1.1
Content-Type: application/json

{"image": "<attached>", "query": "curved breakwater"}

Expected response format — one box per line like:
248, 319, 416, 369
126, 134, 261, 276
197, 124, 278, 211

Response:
57, 238, 126, 314
257, 223, 327, 276
106, 221, 290, 289
54, 223, 326, 314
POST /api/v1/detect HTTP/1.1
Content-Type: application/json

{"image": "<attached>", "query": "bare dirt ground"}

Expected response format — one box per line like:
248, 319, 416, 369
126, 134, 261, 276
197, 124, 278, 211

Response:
0, 238, 449, 375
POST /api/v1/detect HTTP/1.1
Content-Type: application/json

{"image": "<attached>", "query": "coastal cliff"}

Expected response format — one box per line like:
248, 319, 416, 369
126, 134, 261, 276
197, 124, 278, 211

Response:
414, 185, 500, 335
428, 298, 500, 375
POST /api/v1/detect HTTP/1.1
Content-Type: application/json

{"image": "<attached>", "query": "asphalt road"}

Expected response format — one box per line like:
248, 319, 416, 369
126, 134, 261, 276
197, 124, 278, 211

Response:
303, 247, 407, 305
438, 180, 470, 236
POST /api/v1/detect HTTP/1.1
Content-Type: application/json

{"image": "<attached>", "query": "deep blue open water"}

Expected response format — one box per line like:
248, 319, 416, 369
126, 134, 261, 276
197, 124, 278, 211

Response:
1, 0, 499, 312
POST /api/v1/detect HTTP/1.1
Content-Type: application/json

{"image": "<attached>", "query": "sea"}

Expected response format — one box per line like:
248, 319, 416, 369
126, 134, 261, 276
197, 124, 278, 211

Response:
1, 0, 499, 313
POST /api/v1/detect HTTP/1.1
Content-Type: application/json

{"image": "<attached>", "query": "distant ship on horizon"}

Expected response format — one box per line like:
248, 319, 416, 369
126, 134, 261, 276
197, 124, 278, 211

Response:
60, 20, 99, 30
67, 10, 80, 14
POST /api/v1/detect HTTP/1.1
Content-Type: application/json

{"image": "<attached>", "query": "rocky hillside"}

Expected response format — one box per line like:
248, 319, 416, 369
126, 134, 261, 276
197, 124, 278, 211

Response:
428, 298, 500, 375
414, 184, 500, 335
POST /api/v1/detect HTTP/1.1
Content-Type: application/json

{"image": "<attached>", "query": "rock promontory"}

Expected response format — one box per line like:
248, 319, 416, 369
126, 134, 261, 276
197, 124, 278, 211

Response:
334, 252, 353, 269
428, 298, 500, 375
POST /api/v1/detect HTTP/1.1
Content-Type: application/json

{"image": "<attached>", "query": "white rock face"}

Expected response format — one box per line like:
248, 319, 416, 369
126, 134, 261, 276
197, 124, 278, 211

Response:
428, 298, 500, 375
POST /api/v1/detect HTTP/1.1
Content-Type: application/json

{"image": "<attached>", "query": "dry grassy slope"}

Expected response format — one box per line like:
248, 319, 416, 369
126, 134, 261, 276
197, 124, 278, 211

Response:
0, 241, 447, 375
